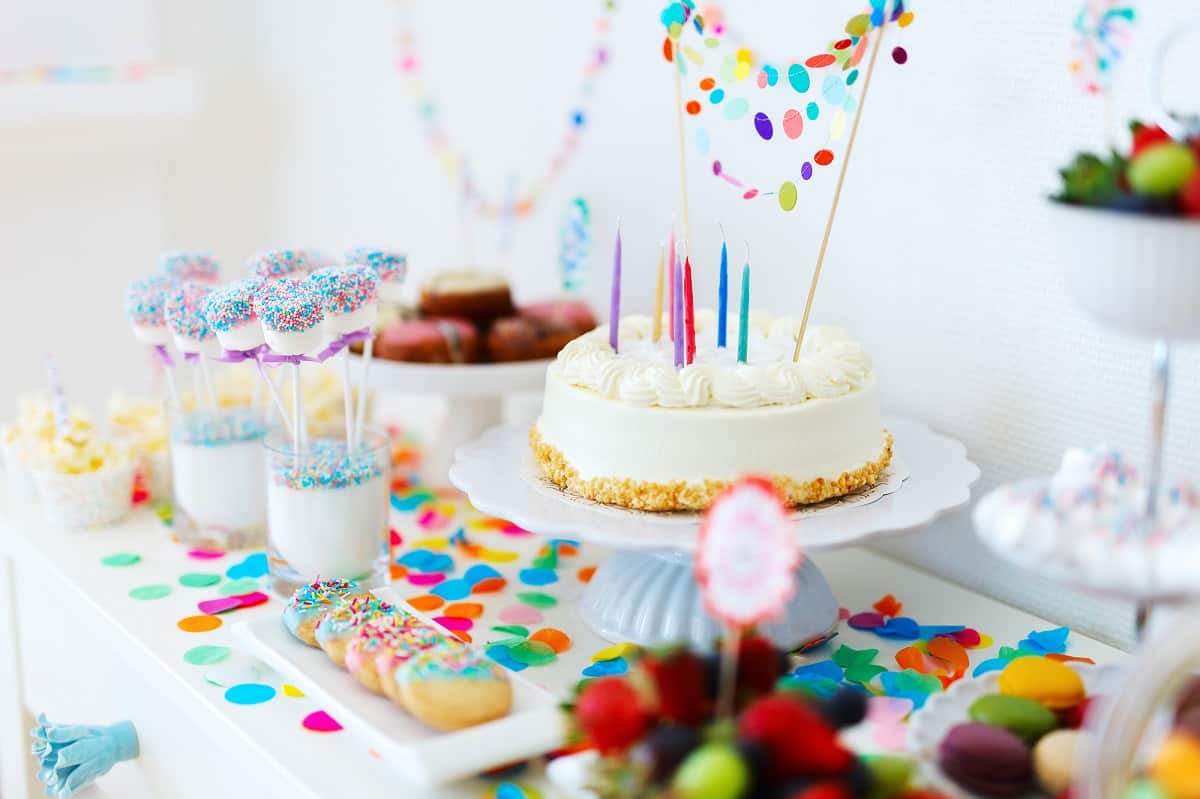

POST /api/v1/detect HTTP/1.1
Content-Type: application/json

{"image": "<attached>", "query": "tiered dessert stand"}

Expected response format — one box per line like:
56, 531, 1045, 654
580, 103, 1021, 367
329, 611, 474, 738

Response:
450, 416, 979, 652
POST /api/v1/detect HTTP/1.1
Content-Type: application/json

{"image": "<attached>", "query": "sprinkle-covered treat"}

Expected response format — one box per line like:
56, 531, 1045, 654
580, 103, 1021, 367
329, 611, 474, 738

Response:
124, 275, 176, 344
314, 595, 396, 667
269, 439, 384, 491
247, 249, 312, 281
345, 614, 438, 695
308, 265, 379, 335
282, 577, 371, 647
160, 250, 220, 284
204, 278, 265, 352
418, 270, 513, 323
254, 278, 325, 356
375, 622, 447, 702
345, 247, 407, 303
395, 644, 513, 731
165, 281, 217, 355
375, 318, 480, 364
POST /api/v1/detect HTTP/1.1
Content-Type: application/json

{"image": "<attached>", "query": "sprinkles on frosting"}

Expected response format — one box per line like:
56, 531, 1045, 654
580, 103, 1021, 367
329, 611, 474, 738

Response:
396, 642, 500, 683
254, 278, 323, 333
308, 265, 378, 316
284, 577, 363, 630
124, 275, 175, 328
203, 278, 261, 332
160, 250, 220, 284
345, 247, 407, 284
314, 595, 396, 644
165, 281, 215, 341
172, 408, 267, 447
247, 249, 311, 280
269, 439, 384, 490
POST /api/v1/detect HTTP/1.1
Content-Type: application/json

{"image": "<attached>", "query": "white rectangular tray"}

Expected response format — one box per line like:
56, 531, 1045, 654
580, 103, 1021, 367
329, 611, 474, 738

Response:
232, 603, 565, 787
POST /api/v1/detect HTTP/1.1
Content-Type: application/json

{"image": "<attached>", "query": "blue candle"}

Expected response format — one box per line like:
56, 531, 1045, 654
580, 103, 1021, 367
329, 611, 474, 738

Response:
737, 261, 750, 364
609, 223, 621, 352
673, 256, 685, 368
717, 234, 728, 348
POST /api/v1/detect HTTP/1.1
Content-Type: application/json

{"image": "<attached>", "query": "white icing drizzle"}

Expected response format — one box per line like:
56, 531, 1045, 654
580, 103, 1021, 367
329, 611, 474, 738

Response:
551, 310, 873, 408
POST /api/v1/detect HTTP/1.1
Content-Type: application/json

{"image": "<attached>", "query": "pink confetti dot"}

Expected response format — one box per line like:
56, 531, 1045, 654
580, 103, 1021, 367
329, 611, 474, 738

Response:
302, 710, 343, 732
188, 549, 226, 560
432, 615, 473, 632
498, 605, 543, 625
407, 572, 446, 587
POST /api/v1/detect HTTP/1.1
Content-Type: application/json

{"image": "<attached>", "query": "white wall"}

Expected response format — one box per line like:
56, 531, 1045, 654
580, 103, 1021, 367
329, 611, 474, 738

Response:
4, 1, 1200, 647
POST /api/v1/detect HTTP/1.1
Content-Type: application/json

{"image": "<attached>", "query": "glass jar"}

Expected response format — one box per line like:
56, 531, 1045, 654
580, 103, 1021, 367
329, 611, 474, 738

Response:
169, 407, 268, 549
265, 428, 391, 594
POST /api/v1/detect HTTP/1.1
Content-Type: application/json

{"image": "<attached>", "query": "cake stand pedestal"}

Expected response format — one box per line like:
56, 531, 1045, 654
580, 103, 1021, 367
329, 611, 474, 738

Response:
352, 355, 551, 484
449, 416, 979, 652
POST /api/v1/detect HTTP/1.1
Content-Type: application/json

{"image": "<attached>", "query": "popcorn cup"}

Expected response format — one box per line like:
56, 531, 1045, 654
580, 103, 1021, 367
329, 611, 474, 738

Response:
34, 461, 136, 528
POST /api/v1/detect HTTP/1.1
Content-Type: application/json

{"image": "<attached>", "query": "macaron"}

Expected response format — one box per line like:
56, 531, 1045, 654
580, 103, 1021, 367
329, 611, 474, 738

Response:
969, 693, 1060, 744
1032, 728, 1081, 795
997, 657, 1085, 710
939, 722, 1032, 797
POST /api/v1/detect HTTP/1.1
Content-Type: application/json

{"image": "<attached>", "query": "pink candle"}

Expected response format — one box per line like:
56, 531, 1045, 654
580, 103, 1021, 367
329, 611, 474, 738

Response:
673, 256, 684, 367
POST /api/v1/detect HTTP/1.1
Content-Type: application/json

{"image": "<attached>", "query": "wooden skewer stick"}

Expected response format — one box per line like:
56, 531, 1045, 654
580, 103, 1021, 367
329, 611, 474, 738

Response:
794, 23, 888, 362
672, 40, 693, 247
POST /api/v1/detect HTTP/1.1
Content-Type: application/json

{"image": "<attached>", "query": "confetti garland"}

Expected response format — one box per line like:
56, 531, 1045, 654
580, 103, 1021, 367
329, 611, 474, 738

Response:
661, 0, 915, 210
393, 0, 617, 221
1070, 0, 1136, 95
558, 197, 592, 292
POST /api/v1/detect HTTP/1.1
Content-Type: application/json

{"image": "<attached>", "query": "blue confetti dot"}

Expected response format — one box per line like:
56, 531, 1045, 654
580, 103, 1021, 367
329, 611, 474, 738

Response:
571, 110, 585, 127
876, 617, 920, 640
398, 549, 453, 573
225, 553, 268, 579
518, 568, 558, 587
709, 88, 725, 104
391, 490, 434, 511
487, 645, 528, 672
463, 564, 502, 586
806, 102, 820, 121
430, 579, 472, 600
495, 783, 529, 799
972, 658, 1009, 677
582, 657, 629, 677
788, 659, 845, 682
918, 625, 966, 640
224, 683, 276, 705
1020, 627, 1070, 654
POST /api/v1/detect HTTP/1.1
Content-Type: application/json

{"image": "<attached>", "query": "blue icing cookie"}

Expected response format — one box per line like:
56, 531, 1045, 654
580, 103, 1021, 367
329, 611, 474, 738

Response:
282, 577, 365, 646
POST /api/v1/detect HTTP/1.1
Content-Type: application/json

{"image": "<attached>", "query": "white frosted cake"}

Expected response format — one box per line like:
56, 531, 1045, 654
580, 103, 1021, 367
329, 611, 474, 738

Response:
531, 309, 891, 511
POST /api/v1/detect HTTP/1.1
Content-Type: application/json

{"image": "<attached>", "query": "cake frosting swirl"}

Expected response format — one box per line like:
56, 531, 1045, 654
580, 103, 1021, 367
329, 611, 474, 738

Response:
552, 310, 871, 409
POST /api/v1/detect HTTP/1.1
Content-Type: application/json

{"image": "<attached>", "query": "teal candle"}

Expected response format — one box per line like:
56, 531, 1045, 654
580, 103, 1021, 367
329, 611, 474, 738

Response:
737, 262, 750, 364
717, 237, 728, 348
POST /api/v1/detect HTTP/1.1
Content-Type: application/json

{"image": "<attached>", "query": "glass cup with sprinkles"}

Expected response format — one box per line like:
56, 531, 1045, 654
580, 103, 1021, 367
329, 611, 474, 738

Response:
264, 427, 391, 594
169, 406, 269, 549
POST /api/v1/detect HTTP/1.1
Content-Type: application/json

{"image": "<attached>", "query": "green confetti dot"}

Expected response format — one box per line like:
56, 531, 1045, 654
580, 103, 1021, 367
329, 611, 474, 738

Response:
101, 552, 141, 567
218, 578, 261, 596
179, 573, 222, 588
491, 625, 530, 638
508, 640, 557, 666
516, 592, 558, 609
183, 645, 231, 666
488, 637, 529, 649
129, 584, 172, 600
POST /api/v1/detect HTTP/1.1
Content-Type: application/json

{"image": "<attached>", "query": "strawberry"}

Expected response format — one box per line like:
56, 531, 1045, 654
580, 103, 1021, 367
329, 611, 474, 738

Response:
1181, 172, 1200, 218
738, 694, 853, 778
575, 677, 651, 753
785, 783, 851, 799
643, 650, 712, 725
1131, 123, 1172, 158
737, 635, 788, 700
1059, 696, 1095, 729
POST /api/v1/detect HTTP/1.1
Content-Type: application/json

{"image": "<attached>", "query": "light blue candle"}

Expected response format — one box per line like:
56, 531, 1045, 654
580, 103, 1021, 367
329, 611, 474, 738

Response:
609, 223, 621, 352
737, 262, 750, 364
673, 256, 685, 368
717, 234, 728, 348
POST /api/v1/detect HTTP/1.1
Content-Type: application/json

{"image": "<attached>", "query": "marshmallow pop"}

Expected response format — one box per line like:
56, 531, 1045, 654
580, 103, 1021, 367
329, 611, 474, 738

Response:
345, 248, 407, 303
160, 251, 220, 285
308, 265, 379, 336
124, 275, 176, 344
255, 279, 325, 356
248, 249, 312, 281
165, 281, 219, 357
203, 278, 266, 352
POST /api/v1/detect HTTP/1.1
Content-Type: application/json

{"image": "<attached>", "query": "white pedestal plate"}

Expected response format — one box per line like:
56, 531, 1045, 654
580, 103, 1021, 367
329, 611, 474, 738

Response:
449, 415, 979, 652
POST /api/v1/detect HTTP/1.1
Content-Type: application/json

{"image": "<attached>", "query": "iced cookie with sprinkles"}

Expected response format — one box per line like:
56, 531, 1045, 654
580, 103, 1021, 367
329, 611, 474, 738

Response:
345, 614, 438, 695
396, 645, 513, 731
160, 250, 220, 284
255, 278, 324, 355
375, 622, 447, 702
308, 265, 379, 336
165, 281, 219, 357
247, 249, 311, 281
345, 247, 407, 303
204, 278, 265, 352
124, 275, 176, 345
282, 577, 370, 647
314, 594, 396, 667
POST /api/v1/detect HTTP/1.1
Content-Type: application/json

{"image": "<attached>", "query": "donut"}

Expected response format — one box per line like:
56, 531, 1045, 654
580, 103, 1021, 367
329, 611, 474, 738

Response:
314, 595, 396, 667
308, 265, 379, 335
204, 278, 265, 352
485, 301, 597, 362
255, 278, 325, 356
345, 614, 437, 694
418, 270, 513, 322
375, 318, 479, 364
165, 281, 218, 356
160, 250, 220, 284
395, 644, 513, 731
282, 577, 370, 647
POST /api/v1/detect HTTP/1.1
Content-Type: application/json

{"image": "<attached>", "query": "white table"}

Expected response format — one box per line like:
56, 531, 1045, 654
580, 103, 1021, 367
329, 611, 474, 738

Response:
0, 496, 1123, 799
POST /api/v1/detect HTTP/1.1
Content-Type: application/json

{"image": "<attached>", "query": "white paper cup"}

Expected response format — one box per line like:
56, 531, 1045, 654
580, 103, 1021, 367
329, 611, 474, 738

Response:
34, 462, 136, 528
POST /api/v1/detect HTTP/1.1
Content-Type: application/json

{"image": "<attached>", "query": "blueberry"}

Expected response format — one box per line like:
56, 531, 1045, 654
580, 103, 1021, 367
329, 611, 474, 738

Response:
632, 725, 701, 783
819, 686, 868, 729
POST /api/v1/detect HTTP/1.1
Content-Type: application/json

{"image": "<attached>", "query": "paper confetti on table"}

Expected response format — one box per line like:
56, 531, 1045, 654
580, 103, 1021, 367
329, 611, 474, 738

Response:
225, 552, 268, 579
198, 591, 269, 615
183, 645, 231, 666
101, 552, 141, 567
218, 577, 261, 596
282, 684, 305, 698
301, 710, 343, 732
187, 549, 225, 560
179, 572, 222, 588
129, 584, 172, 600
177, 614, 223, 633
223, 683, 276, 705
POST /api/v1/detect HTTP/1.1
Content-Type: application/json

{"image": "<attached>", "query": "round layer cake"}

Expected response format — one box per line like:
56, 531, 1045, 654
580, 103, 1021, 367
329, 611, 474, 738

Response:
530, 309, 892, 511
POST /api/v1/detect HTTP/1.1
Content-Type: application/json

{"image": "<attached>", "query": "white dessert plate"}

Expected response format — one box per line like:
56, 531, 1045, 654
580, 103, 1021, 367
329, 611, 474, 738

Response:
449, 415, 979, 552
907, 663, 1114, 799
974, 482, 1200, 602
232, 607, 565, 787
351, 353, 550, 397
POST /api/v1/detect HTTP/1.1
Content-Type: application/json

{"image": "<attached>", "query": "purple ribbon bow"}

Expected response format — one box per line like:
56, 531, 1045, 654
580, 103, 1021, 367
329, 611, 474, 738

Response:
152, 344, 175, 368
313, 328, 373, 362
217, 344, 269, 363
182, 352, 201, 363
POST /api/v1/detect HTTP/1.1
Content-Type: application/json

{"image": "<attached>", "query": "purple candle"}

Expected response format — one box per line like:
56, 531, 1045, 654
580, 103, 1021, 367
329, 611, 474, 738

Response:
673, 255, 684, 367
609, 223, 621, 352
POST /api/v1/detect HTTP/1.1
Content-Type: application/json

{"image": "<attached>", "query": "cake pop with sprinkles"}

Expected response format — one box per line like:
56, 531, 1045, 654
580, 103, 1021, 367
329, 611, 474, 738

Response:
247, 249, 311, 281
203, 278, 265, 352
165, 281, 219, 356
300, 249, 338, 272
345, 247, 407, 303
255, 278, 325, 355
308, 265, 379, 335
124, 275, 176, 344
160, 250, 220, 285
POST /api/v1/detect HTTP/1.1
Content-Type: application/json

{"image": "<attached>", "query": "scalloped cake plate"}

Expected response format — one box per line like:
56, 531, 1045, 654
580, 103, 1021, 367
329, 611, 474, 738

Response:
449, 415, 979, 552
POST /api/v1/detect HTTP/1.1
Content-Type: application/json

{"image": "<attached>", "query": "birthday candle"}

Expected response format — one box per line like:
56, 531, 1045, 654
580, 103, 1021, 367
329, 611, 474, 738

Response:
668, 227, 676, 342
652, 243, 664, 343
737, 262, 750, 364
609, 223, 621, 352
673, 257, 684, 367
684, 257, 696, 365
717, 234, 728, 348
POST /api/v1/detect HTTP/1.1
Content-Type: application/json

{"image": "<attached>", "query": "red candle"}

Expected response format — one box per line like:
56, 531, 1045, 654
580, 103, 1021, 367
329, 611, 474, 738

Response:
684, 257, 696, 364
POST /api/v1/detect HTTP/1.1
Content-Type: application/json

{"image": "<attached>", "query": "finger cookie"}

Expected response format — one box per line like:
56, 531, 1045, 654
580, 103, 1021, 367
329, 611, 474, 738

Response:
345, 614, 436, 695
395, 645, 513, 732
282, 577, 371, 647
314, 595, 396, 667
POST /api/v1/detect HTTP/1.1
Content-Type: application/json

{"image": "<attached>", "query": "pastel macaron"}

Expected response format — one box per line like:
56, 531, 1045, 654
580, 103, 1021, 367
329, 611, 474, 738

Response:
939, 722, 1032, 797
997, 656, 1085, 710
282, 577, 371, 647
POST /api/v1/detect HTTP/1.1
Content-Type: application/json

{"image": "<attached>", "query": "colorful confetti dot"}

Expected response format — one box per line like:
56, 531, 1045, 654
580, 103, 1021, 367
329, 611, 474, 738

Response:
472, 576, 508, 594
302, 710, 342, 732
283, 684, 305, 698
582, 658, 629, 677
443, 602, 483, 619
492, 625, 529, 638
487, 644, 528, 672
516, 592, 558, 609
499, 605, 543, 625
183, 645, 230, 666
187, 549, 225, 560
179, 572, 222, 588
430, 579, 472, 600
592, 642, 638, 662
518, 568, 557, 587
433, 616, 473, 632
101, 552, 140, 567
129, 584, 172, 600
508, 640, 557, 667
218, 578, 261, 596
463, 564, 502, 584
407, 594, 445, 612
577, 566, 596, 583
225, 552, 267, 579
529, 628, 571, 654
224, 683, 276, 705
178, 614, 223, 633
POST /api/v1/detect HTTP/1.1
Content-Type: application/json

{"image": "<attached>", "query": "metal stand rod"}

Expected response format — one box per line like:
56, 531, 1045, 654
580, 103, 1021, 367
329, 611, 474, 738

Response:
1136, 339, 1171, 641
